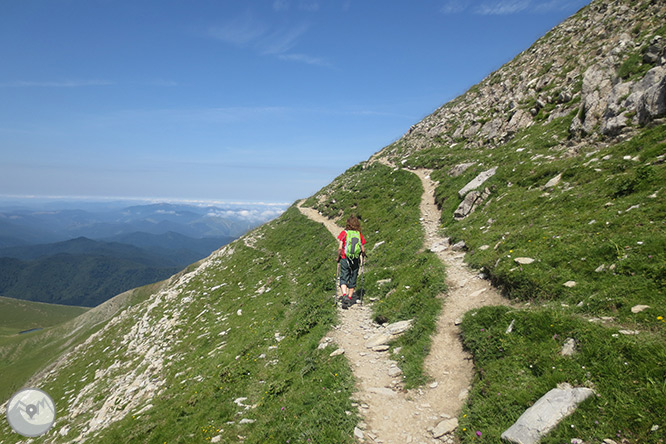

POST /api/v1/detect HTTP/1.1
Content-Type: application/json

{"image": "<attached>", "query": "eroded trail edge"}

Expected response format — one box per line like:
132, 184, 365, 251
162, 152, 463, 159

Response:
297, 167, 509, 444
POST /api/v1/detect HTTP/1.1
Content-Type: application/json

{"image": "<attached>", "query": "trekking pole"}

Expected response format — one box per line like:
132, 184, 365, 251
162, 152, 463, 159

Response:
335, 261, 340, 307
360, 255, 365, 306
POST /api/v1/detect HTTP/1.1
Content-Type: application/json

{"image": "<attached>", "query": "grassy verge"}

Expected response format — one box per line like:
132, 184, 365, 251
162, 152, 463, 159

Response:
459, 306, 666, 443
95, 208, 356, 443
302, 162, 447, 387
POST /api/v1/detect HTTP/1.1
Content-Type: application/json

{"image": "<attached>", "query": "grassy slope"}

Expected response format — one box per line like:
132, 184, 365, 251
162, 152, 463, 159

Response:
0, 296, 88, 335
387, 113, 666, 442
0, 282, 159, 403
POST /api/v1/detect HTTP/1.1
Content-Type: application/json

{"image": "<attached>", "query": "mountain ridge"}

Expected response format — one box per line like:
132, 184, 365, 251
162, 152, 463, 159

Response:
1, 1, 664, 442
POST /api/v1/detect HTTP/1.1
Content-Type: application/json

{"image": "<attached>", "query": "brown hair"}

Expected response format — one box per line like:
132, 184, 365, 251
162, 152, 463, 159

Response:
345, 216, 361, 231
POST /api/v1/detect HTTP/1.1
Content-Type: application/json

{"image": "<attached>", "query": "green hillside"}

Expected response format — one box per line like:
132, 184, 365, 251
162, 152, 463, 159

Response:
1, 0, 665, 443
0, 296, 88, 336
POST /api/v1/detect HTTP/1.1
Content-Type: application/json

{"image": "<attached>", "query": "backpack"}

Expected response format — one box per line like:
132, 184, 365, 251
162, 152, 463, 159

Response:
345, 230, 362, 259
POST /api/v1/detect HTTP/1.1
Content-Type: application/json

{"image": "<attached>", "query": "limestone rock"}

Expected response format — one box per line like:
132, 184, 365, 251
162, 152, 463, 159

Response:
631, 304, 650, 313
454, 188, 491, 220
386, 319, 413, 335
329, 348, 345, 357
501, 384, 594, 444
365, 332, 392, 348
448, 162, 475, 177
514, 257, 535, 265
560, 338, 576, 356
458, 167, 497, 198
544, 173, 562, 189
432, 418, 458, 438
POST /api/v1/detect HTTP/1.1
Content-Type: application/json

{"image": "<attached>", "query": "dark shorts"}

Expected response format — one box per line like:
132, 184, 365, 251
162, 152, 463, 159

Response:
339, 257, 360, 288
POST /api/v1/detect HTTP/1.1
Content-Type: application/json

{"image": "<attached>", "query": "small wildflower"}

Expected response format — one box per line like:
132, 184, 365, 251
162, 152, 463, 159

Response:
476, 430, 482, 437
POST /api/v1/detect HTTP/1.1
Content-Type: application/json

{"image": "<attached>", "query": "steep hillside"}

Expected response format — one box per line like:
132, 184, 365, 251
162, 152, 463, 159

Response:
1, 0, 664, 443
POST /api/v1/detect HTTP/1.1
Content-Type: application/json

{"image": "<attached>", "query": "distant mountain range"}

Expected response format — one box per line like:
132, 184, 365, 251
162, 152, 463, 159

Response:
0, 201, 286, 306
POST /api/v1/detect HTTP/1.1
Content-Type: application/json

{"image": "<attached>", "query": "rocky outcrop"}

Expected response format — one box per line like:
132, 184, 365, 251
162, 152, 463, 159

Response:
381, 0, 666, 161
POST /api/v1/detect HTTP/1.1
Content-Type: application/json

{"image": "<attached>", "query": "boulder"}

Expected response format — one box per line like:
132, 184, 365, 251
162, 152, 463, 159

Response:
501, 384, 595, 444
636, 66, 666, 125
454, 188, 490, 220
458, 167, 498, 198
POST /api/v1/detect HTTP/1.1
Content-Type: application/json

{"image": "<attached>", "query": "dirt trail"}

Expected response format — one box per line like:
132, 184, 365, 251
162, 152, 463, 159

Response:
296, 166, 510, 444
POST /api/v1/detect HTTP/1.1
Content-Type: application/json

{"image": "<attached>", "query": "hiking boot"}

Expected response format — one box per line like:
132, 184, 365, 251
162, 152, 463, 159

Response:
341, 298, 350, 309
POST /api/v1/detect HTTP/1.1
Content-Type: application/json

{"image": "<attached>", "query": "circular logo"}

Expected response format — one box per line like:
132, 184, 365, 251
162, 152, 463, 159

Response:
6, 388, 56, 437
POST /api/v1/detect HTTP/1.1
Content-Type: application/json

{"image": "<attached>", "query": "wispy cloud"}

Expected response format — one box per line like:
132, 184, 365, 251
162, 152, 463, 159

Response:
207, 13, 329, 67
0, 80, 114, 88
440, 0, 467, 14
476, 0, 531, 15
277, 53, 331, 67
272, 0, 321, 12
440, 0, 573, 15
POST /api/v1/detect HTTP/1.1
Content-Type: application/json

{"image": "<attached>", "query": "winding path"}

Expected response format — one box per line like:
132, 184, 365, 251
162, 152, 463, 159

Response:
297, 165, 509, 444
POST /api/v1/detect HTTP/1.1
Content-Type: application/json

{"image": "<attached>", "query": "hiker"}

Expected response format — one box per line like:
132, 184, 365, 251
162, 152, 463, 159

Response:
336, 216, 367, 309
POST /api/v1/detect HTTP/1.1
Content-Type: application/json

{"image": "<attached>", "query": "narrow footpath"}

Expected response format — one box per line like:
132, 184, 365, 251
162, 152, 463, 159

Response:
297, 166, 510, 444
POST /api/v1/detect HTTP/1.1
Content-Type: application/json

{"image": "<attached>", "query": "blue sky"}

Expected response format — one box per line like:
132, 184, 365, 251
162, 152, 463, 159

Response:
0, 0, 591, 204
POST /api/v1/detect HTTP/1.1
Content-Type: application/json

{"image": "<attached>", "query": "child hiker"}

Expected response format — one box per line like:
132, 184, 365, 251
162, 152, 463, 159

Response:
337, 216, 367, 309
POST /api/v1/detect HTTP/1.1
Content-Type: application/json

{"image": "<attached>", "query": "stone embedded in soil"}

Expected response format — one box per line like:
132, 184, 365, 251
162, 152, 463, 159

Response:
514, 257, 535, 265
501, 384, 594, 444
432, 418, 459, 438
631, 304, 650, 313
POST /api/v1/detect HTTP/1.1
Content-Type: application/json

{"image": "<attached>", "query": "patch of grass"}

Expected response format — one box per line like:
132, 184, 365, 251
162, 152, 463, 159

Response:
459, 306, 666, 443
303, 162, 447, 387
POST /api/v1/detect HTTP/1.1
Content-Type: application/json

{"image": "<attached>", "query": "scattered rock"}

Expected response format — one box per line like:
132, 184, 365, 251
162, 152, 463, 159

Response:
563, 281, 577, 288
372, 345, 390, 352
631, 304, 650, 313
451, 240, 467, 251
506, 319, 516, 334
619, 330, 640, 335
377, 278, 392, 286
501, 384, 595, 444
386, 319, 413, 335
239, 418, 255, 424
354, 427, 364, 440
544, 173, 562, 188
432, 418, 459, 438
514, 257, 536, 265
454, 188, 491, 220
365, 332, 393, 348
458, 167, 498, 198
448, 162, 475, 177
560, 338, 576, 357
388, 366, 402, 377
330, 348, 345, 357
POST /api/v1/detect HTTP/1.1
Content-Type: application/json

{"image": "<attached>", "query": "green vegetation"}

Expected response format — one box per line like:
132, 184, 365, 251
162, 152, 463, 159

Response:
459, 306, 665, 443
398, 110, 665, 442
303, 162, 447, 387
0, 281, 158, 402
2, 208, 359, 443
0, 296, 88, 336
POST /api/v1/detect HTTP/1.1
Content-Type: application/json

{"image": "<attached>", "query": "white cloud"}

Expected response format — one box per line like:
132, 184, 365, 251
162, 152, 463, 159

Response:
440, 0, 468, 14
277, 53, 331, 67
208, 14, 328, 67
475, 0, 531, 15
440, 0, 575, 15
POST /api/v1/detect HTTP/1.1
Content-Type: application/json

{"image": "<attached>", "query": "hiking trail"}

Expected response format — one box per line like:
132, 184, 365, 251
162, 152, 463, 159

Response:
297, 166, 510, 444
